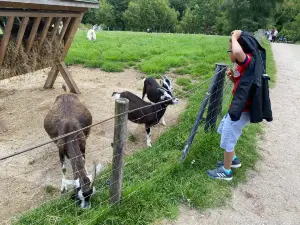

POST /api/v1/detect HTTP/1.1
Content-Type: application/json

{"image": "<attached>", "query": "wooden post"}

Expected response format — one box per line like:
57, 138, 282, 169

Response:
59, 17, 71, 42
110, 98, 129, 205
50, 17, 62, 41
16, 17, 29, 51
0, 16, 15, 66
44, 13, 83, 92
204, 63, 227, 132
56, 62, 80, 94
25, 16, 41, 54
38, 17, 52, 51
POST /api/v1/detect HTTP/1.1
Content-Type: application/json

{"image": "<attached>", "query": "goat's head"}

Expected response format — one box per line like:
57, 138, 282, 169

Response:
77, 165, 96, 209
160, 75, 174, 96
59, 136, 96, 209
158, 87, 179, 105
71, 162, 97, 209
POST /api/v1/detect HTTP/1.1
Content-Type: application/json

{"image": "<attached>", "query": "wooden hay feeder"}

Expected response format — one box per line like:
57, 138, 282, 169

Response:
0, 0, 99, 94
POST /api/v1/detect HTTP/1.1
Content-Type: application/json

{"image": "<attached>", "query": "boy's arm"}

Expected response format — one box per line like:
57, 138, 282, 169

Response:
226, 68, 235, 83
231, 30, 247, 64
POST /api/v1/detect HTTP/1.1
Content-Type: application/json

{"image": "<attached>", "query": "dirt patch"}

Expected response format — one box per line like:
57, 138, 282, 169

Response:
0, 66, 187, 222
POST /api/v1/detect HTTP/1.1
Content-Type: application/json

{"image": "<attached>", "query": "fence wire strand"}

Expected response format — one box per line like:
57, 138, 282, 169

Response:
1, 65, 234, 224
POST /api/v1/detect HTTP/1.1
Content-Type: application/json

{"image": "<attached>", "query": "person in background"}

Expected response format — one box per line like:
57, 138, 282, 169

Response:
273, 28, 278, 42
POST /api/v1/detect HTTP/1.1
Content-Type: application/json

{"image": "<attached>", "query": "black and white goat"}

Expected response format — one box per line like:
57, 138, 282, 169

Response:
44, 86, 96, 209
142, 75, 174, 126
113, 90, 179, 147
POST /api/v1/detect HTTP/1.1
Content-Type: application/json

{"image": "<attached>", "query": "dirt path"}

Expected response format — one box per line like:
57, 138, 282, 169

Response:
163, 43, 300, 225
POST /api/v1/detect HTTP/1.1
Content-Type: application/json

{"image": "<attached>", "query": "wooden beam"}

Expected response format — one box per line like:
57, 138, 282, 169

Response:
50, 17, 62, 42
59, 17, 71, 42
25, 16, 41, 54
62, 13, 84, 58
38, 17, 52, 51
0, 2, 89, 12
44, 66, 59, 89
57, 62, 80, 94
16, 16, 29, 50
0, 16, 15, 66
0, 9, 81, 18
0, 0, 99, 9
44, 13, 83, 92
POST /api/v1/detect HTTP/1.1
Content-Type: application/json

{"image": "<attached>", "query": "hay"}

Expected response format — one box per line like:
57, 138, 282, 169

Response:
0, 34, 64, 80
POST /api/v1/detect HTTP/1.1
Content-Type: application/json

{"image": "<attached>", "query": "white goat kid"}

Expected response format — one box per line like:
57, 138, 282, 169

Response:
87, 29, 97, 41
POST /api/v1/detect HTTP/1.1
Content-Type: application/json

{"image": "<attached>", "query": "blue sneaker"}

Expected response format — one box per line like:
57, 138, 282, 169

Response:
217, 158, 241, 168
207, 167, 233, 181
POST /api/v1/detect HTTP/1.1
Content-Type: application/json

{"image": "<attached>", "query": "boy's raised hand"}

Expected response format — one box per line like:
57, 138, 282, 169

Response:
226, 68, 234, 82
231, 30, 242, 39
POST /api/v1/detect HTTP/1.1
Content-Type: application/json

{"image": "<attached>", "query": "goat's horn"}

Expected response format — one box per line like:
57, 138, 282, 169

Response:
157, 87, 168, 93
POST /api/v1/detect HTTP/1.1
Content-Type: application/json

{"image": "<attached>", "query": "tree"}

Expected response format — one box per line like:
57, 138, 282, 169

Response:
213, 11, 230, 35
95, 0, 115, 29
82, 9, 97, 24
179, 7, 200, 33
170, 0, 189, 20
225, 0, 283, 32
277, 0, 300, 41
107, 0, 131, 30
275, 0, 300, 30
123, 2, 142, 31
180, 0, 222, 34
123, 0, 178, 32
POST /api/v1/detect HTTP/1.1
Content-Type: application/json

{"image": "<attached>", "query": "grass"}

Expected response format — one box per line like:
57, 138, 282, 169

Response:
44, 185, 59, 196
66, 31, 229, 79
15, 31, 276, 225
128, 133, 138, 143
261, 38, 277, 87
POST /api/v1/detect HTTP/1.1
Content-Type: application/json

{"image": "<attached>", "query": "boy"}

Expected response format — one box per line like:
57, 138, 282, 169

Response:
207, 30, 252, 181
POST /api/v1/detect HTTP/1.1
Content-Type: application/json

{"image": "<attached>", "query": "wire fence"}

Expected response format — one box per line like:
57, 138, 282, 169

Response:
0, 63, 233, 225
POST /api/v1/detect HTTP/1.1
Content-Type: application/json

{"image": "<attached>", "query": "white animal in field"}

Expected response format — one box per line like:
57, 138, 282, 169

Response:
87, 29, 96, 41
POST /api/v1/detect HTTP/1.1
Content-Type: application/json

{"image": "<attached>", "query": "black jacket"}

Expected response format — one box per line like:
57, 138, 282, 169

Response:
228, 31, 273, 123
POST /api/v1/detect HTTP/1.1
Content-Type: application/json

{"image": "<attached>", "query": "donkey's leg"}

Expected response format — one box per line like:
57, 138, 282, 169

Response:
60, 153, 67, 193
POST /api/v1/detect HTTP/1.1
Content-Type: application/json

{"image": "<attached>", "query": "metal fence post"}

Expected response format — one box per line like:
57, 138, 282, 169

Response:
204, 63, 227, 132
110, 98, 129, 205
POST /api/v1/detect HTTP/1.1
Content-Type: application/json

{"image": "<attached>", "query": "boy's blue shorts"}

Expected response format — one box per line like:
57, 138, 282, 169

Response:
217, 112, 250, 152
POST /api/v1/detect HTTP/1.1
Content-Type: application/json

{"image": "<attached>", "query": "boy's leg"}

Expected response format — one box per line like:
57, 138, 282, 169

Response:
224, 151, 235, 170
207, 112, 250, 181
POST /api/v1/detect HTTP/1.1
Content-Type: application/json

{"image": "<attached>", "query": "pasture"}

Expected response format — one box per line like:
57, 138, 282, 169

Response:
0, 31, 275, 224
